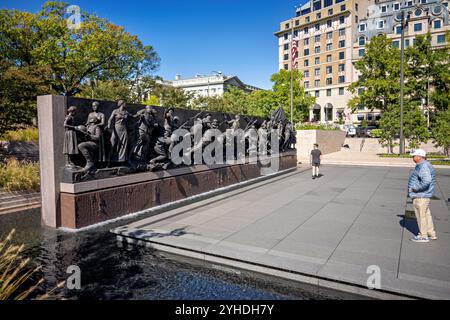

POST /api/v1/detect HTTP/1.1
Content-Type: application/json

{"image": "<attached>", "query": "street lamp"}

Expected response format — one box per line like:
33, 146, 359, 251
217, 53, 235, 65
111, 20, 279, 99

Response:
399, 9, 408, 155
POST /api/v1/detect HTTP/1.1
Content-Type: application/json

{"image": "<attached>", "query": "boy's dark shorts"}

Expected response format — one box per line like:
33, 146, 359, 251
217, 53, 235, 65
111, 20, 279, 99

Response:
312, 162, 320, 167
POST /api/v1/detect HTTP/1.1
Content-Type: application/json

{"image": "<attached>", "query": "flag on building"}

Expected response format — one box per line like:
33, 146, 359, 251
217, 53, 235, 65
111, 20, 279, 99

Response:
291, 34, 297, 69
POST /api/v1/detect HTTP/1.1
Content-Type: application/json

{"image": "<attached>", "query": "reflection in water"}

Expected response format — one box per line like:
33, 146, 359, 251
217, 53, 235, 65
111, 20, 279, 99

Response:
0, 208, 362, 300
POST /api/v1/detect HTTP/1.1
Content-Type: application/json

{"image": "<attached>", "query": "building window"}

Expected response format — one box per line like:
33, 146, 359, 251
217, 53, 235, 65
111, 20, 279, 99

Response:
394, 3, 400, 11
284, 44, 289, 50
326, 66, 332, 74
339, 87, 345, 95
392, 40, 400, 48
304, 59, 309, 67
414, 23, 422, 32
326, 55, 332, 62
315, 46, 321, 54
317, 13, 322, 19
338, 63, 345, 72
355, 15, 358, 23
295, 20, 300, 26
327, 32, 333, 39
304, 49, 310, 56
377, 20, 384, 29
359, 24, 366, 32
284, 33, 288, 40
294, 30, 298, 37
328, 9, 333, 16
304, 70, 310, 78
341, 5, 346, 11
326, 78, 333, 85
327, 20, 332, 28
340, 16, 345, 24
327, 89, 332, 96
338, 75, 345, 83
339, 28, 345, 36
314, 68, 320, 76
405, 39, 410, 47
315, 80, 320, 87
284, 54, 289, 61
326, 43, 332, 51
304, 38, 309, 45
381, 5, 387, 13
315, 57, 320, 64
315, 35, 321, 42
415, 9, 422, 17
355, 3, 359, 11
304, 27, 309, 34
339, 40, 345, 48
437, 34, 446, 44
306, 16, 310, 23
315, 24, 320, 31
396, 25, 402, 35
285, 23, 290, 29
339, 51, 345, 59
304, 81, 310, 89
434, 20, 441, 29
358, 36, 366, 46
284, 64, 289, 70
315, 90, 320, 97
358, 49, 365, 57
357, 114, 365, 121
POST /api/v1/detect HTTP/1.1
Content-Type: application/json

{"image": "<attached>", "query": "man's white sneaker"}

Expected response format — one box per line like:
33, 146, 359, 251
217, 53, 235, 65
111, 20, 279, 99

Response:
411, 235, 430, 243
429, 235, 438, 240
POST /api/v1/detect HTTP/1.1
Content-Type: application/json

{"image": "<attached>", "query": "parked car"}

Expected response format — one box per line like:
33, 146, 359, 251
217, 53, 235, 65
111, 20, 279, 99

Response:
356, 126, 378, 138
343, 124, 356, 137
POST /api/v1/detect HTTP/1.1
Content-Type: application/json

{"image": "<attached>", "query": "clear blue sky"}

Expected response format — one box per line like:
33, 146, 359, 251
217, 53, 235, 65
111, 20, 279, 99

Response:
2, 0, 305, 89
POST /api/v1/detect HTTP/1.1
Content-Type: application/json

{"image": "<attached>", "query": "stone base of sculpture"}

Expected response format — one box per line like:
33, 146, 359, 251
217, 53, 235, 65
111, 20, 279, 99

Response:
58, 152, 297, 229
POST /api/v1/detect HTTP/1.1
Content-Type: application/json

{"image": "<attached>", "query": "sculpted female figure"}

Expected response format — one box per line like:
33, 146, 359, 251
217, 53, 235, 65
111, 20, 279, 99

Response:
107, 100, 131, 164
63, 106, 79, 168
86, 101, 106, 164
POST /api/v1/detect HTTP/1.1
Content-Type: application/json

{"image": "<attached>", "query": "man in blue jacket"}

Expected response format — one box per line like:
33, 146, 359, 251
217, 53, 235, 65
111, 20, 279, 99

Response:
408, 149, 437, 243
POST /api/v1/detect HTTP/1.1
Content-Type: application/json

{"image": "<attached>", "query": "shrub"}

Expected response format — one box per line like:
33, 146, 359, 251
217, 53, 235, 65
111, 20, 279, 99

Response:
0, 128, 39, 142
370, 129, 383, 138
295, 122, 340, 131
0, 159, 40, 191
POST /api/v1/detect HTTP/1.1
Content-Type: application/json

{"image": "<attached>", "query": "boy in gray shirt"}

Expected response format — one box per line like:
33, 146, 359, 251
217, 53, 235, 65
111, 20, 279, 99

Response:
310, 143, 321, 179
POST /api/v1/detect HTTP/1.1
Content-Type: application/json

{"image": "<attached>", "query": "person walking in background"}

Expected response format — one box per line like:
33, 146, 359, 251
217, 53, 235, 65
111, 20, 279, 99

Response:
310, 143, 322, 180
408, 149, 437, 243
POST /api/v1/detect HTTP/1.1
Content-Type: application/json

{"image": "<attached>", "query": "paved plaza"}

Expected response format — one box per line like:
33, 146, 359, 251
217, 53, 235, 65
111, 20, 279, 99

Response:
112, 165, 450, 299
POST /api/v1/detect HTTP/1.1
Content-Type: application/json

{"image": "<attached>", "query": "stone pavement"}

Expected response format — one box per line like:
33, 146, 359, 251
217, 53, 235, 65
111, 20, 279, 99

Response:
112, 165, 450, 299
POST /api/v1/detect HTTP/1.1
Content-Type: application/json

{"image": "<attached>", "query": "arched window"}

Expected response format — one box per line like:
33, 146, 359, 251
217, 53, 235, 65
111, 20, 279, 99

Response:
359, 36, 366, 46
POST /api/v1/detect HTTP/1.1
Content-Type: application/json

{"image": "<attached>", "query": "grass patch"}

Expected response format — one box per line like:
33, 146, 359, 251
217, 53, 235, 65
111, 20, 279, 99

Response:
0, 128, 39, 142
430, 160, 450, 166
296, 123, 340, 131
0, 159, 40, 192
378, 153, 447, 159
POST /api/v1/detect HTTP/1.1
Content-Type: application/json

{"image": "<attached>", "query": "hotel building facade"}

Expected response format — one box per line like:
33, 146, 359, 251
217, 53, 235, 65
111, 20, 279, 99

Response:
276, 0, 449, 124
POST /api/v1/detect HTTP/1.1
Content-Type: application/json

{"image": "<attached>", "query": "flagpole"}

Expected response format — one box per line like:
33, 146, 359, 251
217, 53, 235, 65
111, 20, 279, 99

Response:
290, 17, 294, 125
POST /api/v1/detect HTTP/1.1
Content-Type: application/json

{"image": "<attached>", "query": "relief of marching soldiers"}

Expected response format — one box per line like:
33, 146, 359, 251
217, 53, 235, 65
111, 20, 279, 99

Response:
63, 100, 297, 174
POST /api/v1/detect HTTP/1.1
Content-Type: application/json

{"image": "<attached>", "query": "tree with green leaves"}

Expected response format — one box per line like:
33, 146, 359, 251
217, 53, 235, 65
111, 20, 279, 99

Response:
432, 108, 450, 156
0, 1, 159, 96
270, 69, 315, 123
349, 35, 401, 113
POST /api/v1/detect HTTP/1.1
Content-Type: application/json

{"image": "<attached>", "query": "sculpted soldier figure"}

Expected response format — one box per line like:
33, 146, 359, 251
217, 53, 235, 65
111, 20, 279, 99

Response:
258, 121, 268, 156
107, 100, 131, 164
164, 107, 175, 135
78, 116, 102, 173
227, 115, 241, 133
133, 106, 158, 162
149, 130, 172, 171
63, 106, 79, 168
